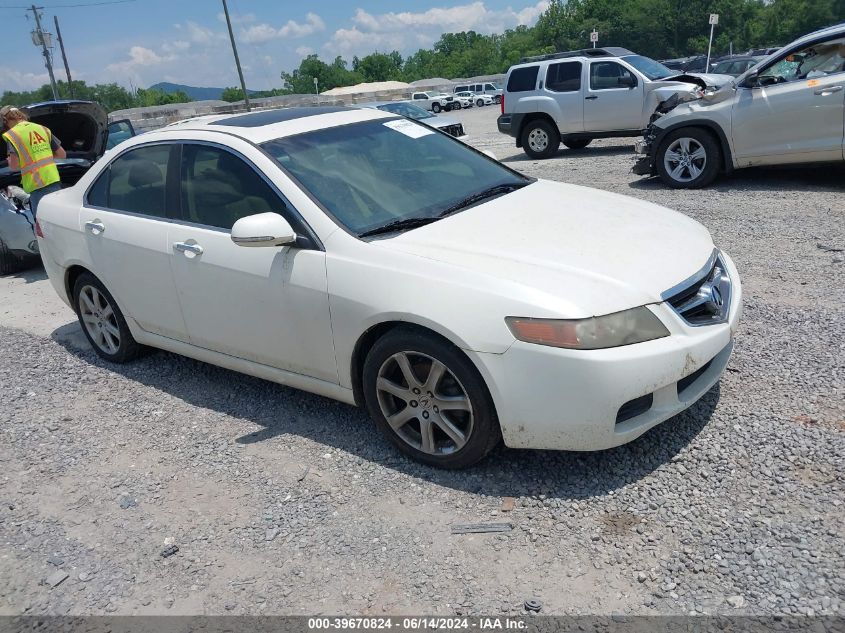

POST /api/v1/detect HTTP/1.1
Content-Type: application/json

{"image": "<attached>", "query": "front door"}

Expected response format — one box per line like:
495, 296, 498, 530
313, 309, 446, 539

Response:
732, 34, 845, 166
583, 60, 644, 132
168, 143, 338, 383
80, 143, 189, 341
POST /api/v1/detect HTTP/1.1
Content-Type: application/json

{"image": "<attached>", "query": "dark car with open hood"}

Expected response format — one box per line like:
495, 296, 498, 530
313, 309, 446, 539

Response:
0, 100, 134, 273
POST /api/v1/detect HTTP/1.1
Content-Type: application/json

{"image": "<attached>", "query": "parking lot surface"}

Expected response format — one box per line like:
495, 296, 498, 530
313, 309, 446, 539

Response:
1, 106, 843, 616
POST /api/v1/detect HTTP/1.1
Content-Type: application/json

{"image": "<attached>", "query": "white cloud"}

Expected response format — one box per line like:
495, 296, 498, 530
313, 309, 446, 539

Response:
161, 40, 190, 54
0, 66, 51, 91
105, 46, 174, 73
185, 21, 218, 45
240, 12, 325, 44
295, 45, 315, 57
327, 1, 549, 55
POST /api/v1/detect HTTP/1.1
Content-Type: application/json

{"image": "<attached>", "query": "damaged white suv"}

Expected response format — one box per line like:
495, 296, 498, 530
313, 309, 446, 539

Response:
634, 23, 845, 188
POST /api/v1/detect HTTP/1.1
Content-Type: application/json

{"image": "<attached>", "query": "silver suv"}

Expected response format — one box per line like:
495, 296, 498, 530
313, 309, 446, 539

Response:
497, 47, 730, 159
633, 23, 845, 188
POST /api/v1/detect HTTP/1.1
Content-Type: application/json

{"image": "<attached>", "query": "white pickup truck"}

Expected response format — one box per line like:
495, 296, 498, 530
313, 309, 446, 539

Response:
410, 91, 454, 113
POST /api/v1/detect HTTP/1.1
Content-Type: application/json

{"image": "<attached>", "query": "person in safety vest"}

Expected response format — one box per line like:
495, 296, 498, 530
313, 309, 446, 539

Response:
1, 105, 66, 217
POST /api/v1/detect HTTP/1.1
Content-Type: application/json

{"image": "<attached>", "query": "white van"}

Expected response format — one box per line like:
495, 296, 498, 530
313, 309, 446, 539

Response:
453, 82, 503, 103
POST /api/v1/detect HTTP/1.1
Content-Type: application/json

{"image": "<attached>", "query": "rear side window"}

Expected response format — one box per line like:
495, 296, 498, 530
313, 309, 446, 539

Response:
455, 85, 468, 92
546, 61, 582, 92
180, 144, 282, 230
88, 144, 171, 218
507, 66, 539, 92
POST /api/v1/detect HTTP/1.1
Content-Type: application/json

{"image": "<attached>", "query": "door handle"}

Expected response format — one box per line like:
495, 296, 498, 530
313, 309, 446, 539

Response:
173, 242, 204, 256
84, 221, 105, 235
814, 85, 843, 95
585, 95, 598, 100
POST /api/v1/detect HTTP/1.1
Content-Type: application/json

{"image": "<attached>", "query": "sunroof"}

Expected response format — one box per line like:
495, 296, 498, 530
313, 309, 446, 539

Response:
211, 106, 350, 128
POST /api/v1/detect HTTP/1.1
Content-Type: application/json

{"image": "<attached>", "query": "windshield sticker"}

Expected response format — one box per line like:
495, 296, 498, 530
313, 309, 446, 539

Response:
383, 119, 434, 139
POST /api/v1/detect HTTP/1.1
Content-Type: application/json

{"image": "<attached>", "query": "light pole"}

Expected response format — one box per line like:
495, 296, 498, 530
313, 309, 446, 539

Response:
314, 77, 319, 105
221, 0, 251, 111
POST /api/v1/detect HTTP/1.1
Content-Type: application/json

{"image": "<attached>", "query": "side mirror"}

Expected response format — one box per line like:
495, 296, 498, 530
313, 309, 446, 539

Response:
619, 75, 637, 89
741, 70, 759, 88
231, 212, 297, 248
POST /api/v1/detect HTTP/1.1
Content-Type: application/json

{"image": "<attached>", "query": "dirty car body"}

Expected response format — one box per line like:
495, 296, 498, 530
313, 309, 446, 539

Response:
36, 106, 741, 467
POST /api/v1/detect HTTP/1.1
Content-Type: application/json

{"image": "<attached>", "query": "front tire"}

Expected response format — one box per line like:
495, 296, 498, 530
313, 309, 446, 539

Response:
363, 328, 500, 469
563, 138, 592, 150
73, 272, 142, 363
476, 99, 484, 107
432, 103, 442, 113
521, 119, 560, 159
656, 128, 721, 188
452, 102, 461, 110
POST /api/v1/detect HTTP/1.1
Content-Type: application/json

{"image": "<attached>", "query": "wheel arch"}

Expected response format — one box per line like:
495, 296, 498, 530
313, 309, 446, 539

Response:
349, 319, 492, 409
654, 120, 734, 173
515, 112, 558, 148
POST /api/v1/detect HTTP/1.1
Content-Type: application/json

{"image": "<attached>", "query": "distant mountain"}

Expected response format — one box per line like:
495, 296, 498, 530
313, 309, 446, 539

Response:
149, 82, 258, 101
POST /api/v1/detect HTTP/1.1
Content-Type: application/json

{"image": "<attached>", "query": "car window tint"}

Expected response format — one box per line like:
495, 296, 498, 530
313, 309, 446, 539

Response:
590, 62, 636, 89
507, 66, 539, 92
546, 61, 582, 92
101, 144, 170, 217
87, 168, 109, 207
180, 145, 282, 230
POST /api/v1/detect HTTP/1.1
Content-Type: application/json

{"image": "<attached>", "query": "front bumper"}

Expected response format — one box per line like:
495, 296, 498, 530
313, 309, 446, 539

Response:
471, 253, 742, 451
631, 126, 661, 176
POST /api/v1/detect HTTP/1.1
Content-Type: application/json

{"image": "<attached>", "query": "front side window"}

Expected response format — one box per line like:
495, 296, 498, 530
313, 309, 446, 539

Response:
507, 66, 539, 92
261, 119, 529, 236
88, 144, 171, 217
180, 145, 282, 230
484, 83, 497, 91
546, 61, 582, 92
590, 61, 637, 90
758, 36, 845, 85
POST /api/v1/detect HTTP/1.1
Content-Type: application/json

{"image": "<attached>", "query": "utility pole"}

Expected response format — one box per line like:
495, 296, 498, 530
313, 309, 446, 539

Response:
29, 5, 58, 100
54, 15, 73, 98
221, 0, 251, 111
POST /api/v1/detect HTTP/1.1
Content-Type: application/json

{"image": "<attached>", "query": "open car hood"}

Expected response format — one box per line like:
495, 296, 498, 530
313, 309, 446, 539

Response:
663, 72, 734, 89
0, 100, 107, 189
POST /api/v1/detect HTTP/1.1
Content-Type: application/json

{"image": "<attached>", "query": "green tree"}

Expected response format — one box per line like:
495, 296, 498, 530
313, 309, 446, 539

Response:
221, 86, 245, 102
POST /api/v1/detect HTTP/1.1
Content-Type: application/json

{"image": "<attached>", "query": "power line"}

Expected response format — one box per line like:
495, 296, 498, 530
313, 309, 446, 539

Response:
0, 0, 135, 9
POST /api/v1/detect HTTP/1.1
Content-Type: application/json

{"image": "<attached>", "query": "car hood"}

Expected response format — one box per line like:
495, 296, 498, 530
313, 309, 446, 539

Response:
376, 180, 715, 318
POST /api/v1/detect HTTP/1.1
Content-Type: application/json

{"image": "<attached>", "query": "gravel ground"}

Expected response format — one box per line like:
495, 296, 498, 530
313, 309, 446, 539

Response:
1, 106, 843, 617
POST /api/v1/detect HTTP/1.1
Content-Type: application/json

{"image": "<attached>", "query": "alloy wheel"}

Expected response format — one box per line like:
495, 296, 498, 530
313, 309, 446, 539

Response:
663, 137, 707, 183
375, 351, 474, 456
78, 284, 121, 355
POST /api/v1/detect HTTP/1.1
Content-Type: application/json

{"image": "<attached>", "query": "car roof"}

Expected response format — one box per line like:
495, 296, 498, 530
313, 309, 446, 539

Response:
792, 21, 844, 47
147, 105, 394, 145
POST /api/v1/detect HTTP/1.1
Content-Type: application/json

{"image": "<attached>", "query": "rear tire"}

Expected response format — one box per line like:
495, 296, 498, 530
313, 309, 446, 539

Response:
432, 103, 442, 113
363, 328, 500, 469
656, 128, 721, 189
563, 138, 592, 150
453, 102, 461, 110
73, 272, 142, 363
521, 119, 560, 159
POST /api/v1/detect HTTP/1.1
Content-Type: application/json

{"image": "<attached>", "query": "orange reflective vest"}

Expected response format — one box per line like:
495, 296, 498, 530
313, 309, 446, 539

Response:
2, 121, 61, 193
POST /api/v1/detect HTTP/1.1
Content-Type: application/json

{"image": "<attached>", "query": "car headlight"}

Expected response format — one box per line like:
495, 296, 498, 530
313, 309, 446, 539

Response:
505, 307, 669, 350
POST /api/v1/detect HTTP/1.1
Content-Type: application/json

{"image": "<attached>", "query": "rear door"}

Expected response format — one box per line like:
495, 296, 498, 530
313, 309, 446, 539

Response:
167, 142, 337, 382
583, 60, 644, 132
80, 142, 189, 341
544, 60, 584, 133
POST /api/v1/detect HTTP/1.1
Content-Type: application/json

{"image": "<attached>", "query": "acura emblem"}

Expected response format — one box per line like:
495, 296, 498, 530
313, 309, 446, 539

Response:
710, 285, 724, 309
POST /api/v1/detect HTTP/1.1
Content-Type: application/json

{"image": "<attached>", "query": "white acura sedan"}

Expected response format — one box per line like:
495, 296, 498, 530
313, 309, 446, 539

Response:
36, 106, 741, 468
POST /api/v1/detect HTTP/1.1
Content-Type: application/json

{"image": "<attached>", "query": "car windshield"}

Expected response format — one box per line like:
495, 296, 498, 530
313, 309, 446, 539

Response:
375, 102, 433, 120
261, 118, 529, 236
622, 55, 676, 80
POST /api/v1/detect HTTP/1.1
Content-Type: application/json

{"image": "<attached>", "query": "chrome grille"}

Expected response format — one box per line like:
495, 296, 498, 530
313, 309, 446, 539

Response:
663, 250, 732, 326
